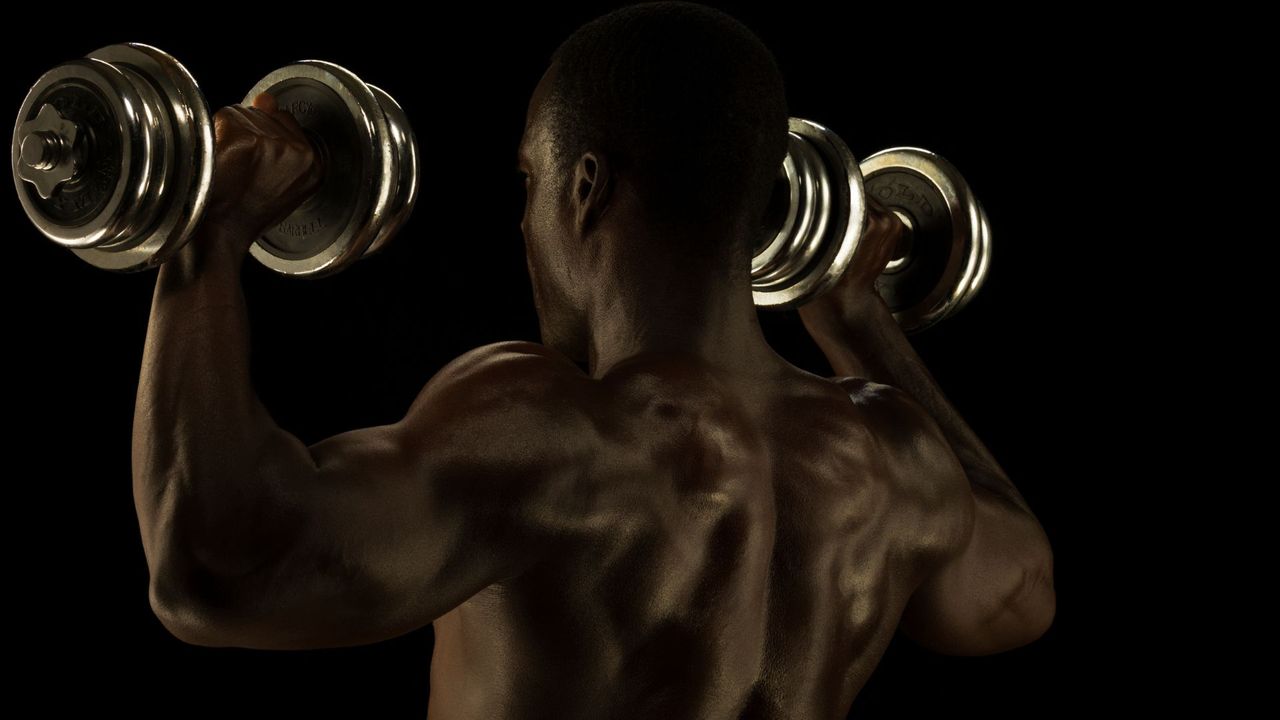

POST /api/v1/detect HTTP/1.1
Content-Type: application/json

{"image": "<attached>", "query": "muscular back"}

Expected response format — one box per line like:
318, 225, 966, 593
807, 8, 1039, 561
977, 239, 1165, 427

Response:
428, 346, 971, 719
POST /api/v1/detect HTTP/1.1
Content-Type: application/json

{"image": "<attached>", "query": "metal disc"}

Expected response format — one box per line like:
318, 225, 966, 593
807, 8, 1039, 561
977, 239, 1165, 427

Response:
754, 131, 831, 285
13, 59, 140, 251
243, 61, 393, 277
74, 43, 213, 271
361, 84, 419, 258
752, 117, 865, 310
950, 197, 992, 319
9, 49, 201, 273
11, 44, 211, 272
862, 147, 983, 334
754, 150, 800, 270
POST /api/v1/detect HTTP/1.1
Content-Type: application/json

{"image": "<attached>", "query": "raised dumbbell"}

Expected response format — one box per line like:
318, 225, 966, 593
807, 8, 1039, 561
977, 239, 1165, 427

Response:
11, 43, 419, 277
752, 117, 992, 334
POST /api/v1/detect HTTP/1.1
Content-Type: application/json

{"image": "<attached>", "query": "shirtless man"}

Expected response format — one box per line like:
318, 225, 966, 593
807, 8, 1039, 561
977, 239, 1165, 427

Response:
132, 3, 1054, 717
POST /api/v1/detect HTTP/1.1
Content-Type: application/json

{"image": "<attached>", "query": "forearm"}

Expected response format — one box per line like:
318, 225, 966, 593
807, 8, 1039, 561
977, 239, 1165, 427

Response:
801, 294, 1033, 516
131, 225, 312, 589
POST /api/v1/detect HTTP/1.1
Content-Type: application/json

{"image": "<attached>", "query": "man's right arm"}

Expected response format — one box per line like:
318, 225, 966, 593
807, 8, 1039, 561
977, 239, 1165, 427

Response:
800, 291, 1056, 656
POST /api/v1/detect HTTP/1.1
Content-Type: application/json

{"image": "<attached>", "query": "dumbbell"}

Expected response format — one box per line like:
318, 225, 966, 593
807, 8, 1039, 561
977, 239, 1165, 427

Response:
752, 117, 992, 334
11, 43, 419, 277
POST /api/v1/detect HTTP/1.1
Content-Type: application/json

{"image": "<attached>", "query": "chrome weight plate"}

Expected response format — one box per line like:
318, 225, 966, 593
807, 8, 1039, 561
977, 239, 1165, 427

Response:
361, 84, 418, 258
753, 131, 832, 286
862, 147, 985, 334
77, 44, 213, 271
950, 197, 992, 320
243, 61, 394, 277
752, 117, 865, 310
11, 43, 212, 271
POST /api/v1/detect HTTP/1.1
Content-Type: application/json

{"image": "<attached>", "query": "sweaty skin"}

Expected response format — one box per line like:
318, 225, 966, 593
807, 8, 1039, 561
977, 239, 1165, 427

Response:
133, 70, 1054, 719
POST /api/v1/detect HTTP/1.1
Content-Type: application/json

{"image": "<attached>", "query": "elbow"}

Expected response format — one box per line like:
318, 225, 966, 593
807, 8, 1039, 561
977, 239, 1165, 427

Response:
1004, 558, 1056, 648
143, 499, 288, 647
1024, 549, 1057, 635
1016, 523, 1056, 636
981, 553, 1057, 655
150, 576, 220, 647
920, 555, 1056, 658
993, 510, 1056, 651
148, 560, 249, 648
150, 577, 217, 647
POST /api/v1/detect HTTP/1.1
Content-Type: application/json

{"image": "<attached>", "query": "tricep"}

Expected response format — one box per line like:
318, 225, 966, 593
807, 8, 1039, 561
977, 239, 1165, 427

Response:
840, 377, 1056, 656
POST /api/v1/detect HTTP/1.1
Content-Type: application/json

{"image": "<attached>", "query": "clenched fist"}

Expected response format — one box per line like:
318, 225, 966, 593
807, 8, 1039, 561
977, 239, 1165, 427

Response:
202, 92, 325, 255
797, 195, 907, 330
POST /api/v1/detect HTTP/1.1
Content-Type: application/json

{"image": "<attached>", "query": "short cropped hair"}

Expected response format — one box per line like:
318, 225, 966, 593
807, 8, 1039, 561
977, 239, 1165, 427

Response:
545, 1, 789, 255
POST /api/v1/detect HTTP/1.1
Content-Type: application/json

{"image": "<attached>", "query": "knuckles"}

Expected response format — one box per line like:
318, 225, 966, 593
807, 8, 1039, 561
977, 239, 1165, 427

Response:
211, 105, 321, 185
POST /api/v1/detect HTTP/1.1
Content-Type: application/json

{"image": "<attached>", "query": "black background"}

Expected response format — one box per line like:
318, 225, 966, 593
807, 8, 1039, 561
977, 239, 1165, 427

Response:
6, 2, 1167, 716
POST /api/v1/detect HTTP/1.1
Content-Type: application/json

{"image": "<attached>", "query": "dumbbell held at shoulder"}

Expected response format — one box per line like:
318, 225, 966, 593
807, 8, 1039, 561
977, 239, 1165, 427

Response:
195, 92, 325, 261
753, 119, 991, 335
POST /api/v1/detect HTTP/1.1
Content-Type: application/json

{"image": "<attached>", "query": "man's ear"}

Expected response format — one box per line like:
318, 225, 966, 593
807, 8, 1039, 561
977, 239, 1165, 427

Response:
572, 151, 612, 235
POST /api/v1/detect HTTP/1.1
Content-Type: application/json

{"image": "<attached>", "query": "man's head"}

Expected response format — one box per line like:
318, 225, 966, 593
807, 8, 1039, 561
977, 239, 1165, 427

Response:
518, 1, 789, 362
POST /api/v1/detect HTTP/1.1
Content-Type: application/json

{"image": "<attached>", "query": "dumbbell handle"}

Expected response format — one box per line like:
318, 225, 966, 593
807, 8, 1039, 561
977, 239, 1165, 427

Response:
863, 195, 915, 277
13, 98, 326, 236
